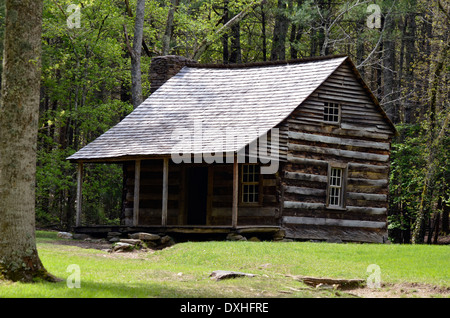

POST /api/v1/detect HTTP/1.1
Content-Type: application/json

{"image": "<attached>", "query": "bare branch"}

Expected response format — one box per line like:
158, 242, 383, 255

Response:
192, 0, 266, 60
357, 0, 398, 68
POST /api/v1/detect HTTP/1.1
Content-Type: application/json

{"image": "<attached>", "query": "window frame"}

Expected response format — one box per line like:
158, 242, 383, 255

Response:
323, 101, 341, 125
326, 162, 348, 210
240, 164, 261, 205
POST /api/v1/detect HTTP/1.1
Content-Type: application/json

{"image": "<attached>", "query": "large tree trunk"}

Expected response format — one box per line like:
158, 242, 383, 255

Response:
0, 0, 57, 282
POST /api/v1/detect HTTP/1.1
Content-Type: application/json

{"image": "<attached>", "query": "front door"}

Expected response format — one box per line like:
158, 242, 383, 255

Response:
186, 167, 208, 225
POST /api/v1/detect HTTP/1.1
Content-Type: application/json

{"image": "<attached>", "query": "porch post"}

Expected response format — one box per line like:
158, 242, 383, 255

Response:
75, 162, 83, 227
232, 159, 239, 228
162, 157, 169, 226
133, 159, 141, 226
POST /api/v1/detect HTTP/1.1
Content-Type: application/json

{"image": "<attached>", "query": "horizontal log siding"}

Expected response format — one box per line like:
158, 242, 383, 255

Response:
123, 160, 181, 226
245, 121, 288, 163
123, 161, 280, 227
280, 61, 392, 243
210, 164, 280, 226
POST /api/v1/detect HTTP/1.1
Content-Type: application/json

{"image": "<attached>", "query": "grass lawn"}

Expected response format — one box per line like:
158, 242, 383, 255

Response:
0, 231, 449, 298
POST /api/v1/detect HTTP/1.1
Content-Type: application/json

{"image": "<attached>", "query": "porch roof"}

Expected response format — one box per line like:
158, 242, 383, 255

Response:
67, 55, 348, 162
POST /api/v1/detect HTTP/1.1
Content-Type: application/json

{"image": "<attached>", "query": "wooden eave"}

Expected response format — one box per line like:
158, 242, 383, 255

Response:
67, 154, 172, 164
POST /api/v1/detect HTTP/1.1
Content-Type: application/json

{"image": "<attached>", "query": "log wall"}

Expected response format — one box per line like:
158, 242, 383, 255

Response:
123, 159, 181, 226
280, 61, 394, 243
122, 60, 394, 242
122, 161, 280, 226
209, 164, 280, 226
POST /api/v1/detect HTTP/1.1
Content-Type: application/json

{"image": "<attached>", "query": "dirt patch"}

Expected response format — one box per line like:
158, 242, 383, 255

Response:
50, 238, 165, 259
349, 282, 450, 298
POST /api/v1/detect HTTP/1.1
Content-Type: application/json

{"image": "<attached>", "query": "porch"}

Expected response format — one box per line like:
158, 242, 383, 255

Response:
74, 156, 281, 235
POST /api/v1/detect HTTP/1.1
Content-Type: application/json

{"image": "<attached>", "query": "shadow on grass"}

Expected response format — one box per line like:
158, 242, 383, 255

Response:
19, 279, 209, 298
16, 278, 360, 299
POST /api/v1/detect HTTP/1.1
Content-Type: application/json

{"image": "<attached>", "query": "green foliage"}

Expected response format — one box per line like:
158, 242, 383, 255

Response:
36, 0, 135, 228
7, 0, 444, 234
81, 163, 123, 226
388, 124, 426, 239
389, 119, 450, 243
36, 147, 74, 226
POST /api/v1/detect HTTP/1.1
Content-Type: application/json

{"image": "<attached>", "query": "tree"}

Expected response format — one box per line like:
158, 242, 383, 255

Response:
192, 0, 266, 60
124, 0, 146, 109
271, 0, 290, 60
0, 0, 57, 282
8, 0, 444, 244
411, 1, 450, 243
162, 0, 180, 55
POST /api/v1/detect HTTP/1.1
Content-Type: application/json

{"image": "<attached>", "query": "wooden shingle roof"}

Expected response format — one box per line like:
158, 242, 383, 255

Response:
68, 55, 355, 162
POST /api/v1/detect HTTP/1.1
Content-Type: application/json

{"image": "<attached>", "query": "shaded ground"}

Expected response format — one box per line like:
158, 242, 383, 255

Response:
51, 237, 112, 250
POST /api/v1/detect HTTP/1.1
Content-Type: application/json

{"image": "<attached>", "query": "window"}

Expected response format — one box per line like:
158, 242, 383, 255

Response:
328, 168, 343, 207
242, 164, 260, 204
327, 164, 347, 209
323, 102, 340, 123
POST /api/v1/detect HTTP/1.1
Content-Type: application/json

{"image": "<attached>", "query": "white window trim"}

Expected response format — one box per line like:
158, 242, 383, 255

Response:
323, 101, 341, 124
326, 163, 347, 210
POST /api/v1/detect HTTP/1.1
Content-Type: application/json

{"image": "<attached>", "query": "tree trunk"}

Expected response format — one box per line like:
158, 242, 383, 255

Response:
433, 213, 440, 244
403, 10, 417, 123
443, 200, 449, 234
192, 0, 264, 60
398, 15, 406, 123
427, 212, 440, 244
229, 21, 242, 63
356, 18, 365, 77
310, 28, 318, 56
289, 0, 304, 61
270, 0, 290, 61
412, 110, 450, 243
261, 2, 267, 61
382, 12, 396, 122
317, 0, 329, 57
131, 0, 145, 109
222, 0, 230, 63
162, 0, 180, 56
0, 0, 57, 282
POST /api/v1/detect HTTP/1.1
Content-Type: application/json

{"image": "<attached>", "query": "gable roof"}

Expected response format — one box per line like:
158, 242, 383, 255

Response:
67, 55, 394, 163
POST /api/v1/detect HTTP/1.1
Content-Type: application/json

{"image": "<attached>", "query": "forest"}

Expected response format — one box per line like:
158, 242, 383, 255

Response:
0, 0, 448, 244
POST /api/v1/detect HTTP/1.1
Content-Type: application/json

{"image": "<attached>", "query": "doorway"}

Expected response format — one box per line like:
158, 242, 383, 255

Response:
186, 167, 208, 225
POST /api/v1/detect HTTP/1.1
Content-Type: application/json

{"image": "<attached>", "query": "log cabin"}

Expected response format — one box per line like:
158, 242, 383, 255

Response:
67, 55, 397, 243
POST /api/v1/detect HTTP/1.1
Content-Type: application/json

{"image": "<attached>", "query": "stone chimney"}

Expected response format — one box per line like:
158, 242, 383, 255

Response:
149, 55, 196, 94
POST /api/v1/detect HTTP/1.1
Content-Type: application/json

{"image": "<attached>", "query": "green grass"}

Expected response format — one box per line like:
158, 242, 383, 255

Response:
0, 231, 449, 298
